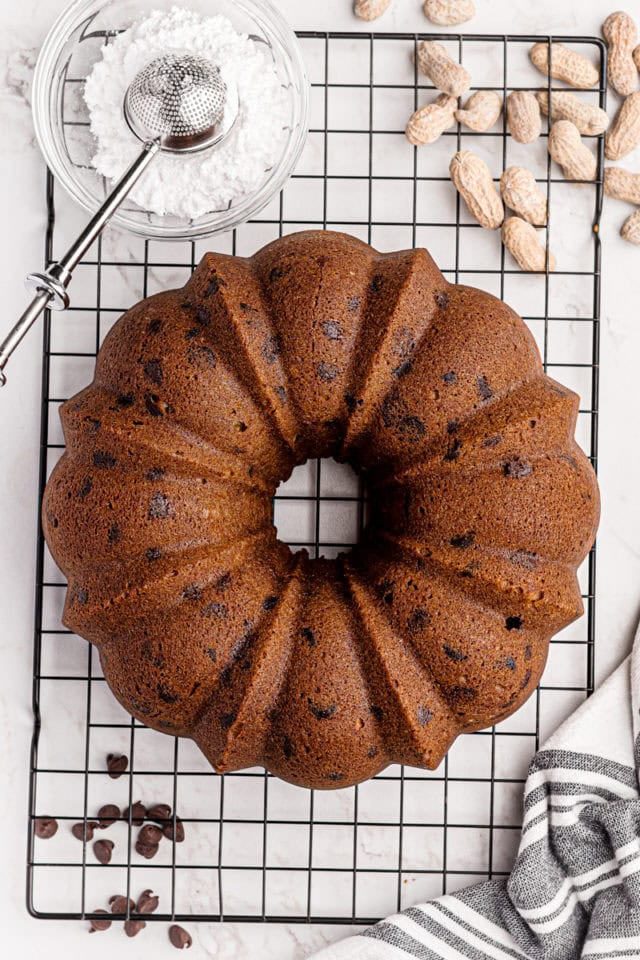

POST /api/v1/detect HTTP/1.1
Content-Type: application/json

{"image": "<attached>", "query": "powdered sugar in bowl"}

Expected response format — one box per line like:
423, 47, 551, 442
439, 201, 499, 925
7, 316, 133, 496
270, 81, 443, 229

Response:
32, 0, 308, 239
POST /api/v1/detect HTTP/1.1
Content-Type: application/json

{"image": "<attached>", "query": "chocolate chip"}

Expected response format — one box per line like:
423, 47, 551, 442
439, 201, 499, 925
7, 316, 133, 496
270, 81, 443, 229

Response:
221, 712, 236, 729
93, 839, 114, 864
476, 375, 493, 400
71, 586, 88, 605
370, 274, 384, 294
392, 359, 413, 379
204, 273, 225, 297
108, 523, 121, 544
98, 803, 121, 827
307, 699, 337, 720
300, 627, 316, 647
158, 683, 178, 703
269, 266, 285, 283
121, 802, 144, 826
435, 290, 450, 309
107, 754, 128, 779
450, 532, 474, 549
137, 889, 160, 914
344, 392, 357, 413
124, 919, 147, 938
524, 644, 532, 661
417, 706, 433, 726
34, 817, 58, 839
442, 370, 457, 384
145, 547, 161, 561
262, 595, 279, 611
185, 328, 199, 340
317, 361, 338, 382
443, 438, 462, 462
109, 895, 135, 915
503, 458, 532, 478
116, 393, 134, 408
72, 820, 99, 841
195, 305, 211, 327
83, 415, 101, 432
443, 645, 468, 662
370, 705, 384, 721
347, 295, 361, 312
147, 803, 172, 823
148, 317, 163, 334
149, 492, 174, 519
78, 476, 93, 499
275, 385, 287, 403
520, 668, 532, 689
501, 657, 517, 670
162, 818, 185, 843
321, 320, 342, 341
188, 344, 216, 368
239, 302, 254, 313
283, 736, 295, 759
88, 910, 112, 933
408, 608, 429, 632
181, 583, 202, 601
145, 394, 172, 417
135, 838, 159, 860
506, 616, 523, 631
143, 359, 163, 385
261, 333, 282, 364
449, 685, 477, 702
169, 925, 193, 949
202, 602, 227, 619
327, 772, 344, 782
446, 420, 459, 435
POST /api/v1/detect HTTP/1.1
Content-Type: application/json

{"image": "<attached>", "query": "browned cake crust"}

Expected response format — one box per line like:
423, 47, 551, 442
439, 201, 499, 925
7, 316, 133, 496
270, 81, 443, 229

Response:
42, 230, 600, 789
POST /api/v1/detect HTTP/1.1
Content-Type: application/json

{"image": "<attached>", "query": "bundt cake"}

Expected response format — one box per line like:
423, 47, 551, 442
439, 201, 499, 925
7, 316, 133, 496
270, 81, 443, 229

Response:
42, 230, 599, 790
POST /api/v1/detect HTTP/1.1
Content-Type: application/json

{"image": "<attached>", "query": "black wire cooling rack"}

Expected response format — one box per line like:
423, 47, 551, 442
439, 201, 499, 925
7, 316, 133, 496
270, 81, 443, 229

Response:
28, 30, 605, 926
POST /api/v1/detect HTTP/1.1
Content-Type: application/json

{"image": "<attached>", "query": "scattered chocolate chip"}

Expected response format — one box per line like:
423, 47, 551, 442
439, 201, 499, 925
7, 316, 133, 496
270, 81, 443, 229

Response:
158, 683, 178, 703
327, 772, 344, 782
269, 266, 285, 283
181, 583, 202, 601
145, 547, 162, 561
476, 375, 493, 400
447, 420, 459, 435
321, 320, 342, 340
239, 302, 254, 313
72, 820, 99, 841
169, 925, 193, 949
123, 801, 146, 826
520, 668, 532, 690
202, 602, 227, 619
370, 274, 384, 294
408, 608, 429, 632
143, 359, 163, 385
261, 334, 282, 364
221, 712, 236, 729
107, 523, 121, 544
501, 657, 517, 670
107, 754, 128, 779
283, 736, 295, 759
162, 818, 185, 843
98, 803, 121, 827
483, 434, 502, 448
185, 328, 199, 340
449, 685, 477, 703
204, 274, 225, 297
83, 415, 101, 432
136, 889, 160, 914
367, 745, 378, 758
93, 839, 114, 864
149, 492, 174, 519
275, 385, 286, 403
262, 595, 279, 611
135, 838, 159, 860
392, 359, 413, 379
503, 458, 532, 478
148, 318, 162, 334
435, 290, 450, 309
442, 370, 457, 385
300, 627, 316, 647
88, 909, 112, 933
145, 394, 172, 417
78, 476, 93, 499
116, 393, 134, 408
71, 586, 88, 605
109, 895, 135, 915
205, 647, 217, 663
34, 817, 58, 839
344, 392, 357, 413
347, 295, 361, 312
443, 438, 462, 462
505, 616, 523, 631
317, 361, 338, 382
450, 532, 474, 549
417, 706, 433, 726
307, 699, 337, 720
188, 344, 216, 367
124, 919, 147, 938
443, 645, 468, 662
147, 802, 173, 823
524, 644, 532, 661
195, 305, 211, 327
370, 705, 384, 721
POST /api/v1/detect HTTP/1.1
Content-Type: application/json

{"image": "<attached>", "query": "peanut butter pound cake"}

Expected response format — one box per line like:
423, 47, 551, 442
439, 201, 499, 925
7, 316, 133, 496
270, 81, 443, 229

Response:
42, 231, 599, 789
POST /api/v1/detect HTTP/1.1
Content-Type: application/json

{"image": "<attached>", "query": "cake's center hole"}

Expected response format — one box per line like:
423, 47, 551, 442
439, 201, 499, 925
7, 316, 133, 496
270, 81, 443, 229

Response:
274, 458, 366, 558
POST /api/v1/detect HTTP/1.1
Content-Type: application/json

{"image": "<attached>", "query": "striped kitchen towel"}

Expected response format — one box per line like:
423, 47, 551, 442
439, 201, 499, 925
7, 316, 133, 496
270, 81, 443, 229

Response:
311, 628, 640, 960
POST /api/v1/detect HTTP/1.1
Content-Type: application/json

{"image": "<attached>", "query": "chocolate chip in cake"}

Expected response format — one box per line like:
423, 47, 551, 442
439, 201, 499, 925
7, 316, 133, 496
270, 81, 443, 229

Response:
344, 392, 357, 413
107, 754, 128, 779
145, 547, 162, 561
505, 616, 523, 631
476, 375, 493, 401
108, 523, 121, 544
443, 438, 462, 462
145, 394, 173, 417
169, 925, 193, 950
137, 889, 160, 914
370, 275, 384, 294
283, 736, 295, 759
185, 328, 199, 340
188, 344, 216, 368
124, 919, 147, 938
327, 772, 344, 782
370, 705, 384, 721
520, 668, 532, 689
92, 451, 117, 469
34, 817, 58, 839
261, 334, 282, 364
93, 839, 114, 864
78, 476, 93, 499
400, 415, 426, 439
196, 305, 211, 326
503, 458, 532, 478
367, 746, 378, 758
116, 393, 135, 408
123, 801, 146, 826
162, 818, 185, 843
500, 656, 517, 670
275, 385, 287, 404
307, 699, 337, 720
482, 434, 502, 448
143, 359, 163, 385
317, 361, 338, 382
148, 318, 163, 335
98, 803, 121, 826
239, 302, 255, 313
202, 602, 227, 619
321, 320, 343, 341
109, 895, 135, 914
435, 290, 450, 309
204, 273, 225, 297
262, 595, 279, 611
300, 627, 316, 647
417, 705, 433, 726
408, 608, 430, 632
447, 420, 459, 435
450, 532, 474, 549
524, 644, 532, 661
72, 820, 99, 841
221, 712, 236, 729
206, 647, 217, 662
449, 686, 477, 703
158, 683, 178, 703
71, 586, 88, 605
347, 295, 361, 312
149, 493, 174, 519
269, 266, 285, 282
181, 583, 202, 601
392, 359, 413, 379
442, 370, 457, 385
443, 645, 468, 662
83, 415, 101, 432
88, 910, 112, 933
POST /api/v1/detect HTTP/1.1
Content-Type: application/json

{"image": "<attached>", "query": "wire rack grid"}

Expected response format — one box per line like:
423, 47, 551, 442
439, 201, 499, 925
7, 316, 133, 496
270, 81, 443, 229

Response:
28, 30, 605, 926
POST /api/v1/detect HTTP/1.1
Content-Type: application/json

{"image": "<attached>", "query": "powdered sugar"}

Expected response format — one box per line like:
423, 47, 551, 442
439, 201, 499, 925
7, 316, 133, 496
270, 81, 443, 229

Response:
84, 7, 288, 219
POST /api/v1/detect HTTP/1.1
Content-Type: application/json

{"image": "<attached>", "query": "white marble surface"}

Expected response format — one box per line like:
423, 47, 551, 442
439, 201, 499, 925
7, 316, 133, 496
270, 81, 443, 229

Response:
2, 0, 640, 955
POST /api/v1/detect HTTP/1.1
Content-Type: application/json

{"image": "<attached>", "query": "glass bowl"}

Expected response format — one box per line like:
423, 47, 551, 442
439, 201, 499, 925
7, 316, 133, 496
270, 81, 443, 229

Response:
32, 0, 309, 240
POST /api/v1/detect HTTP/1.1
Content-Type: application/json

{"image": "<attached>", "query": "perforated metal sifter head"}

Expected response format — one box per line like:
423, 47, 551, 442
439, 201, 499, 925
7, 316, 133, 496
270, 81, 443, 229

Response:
124, 52, 238, 153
